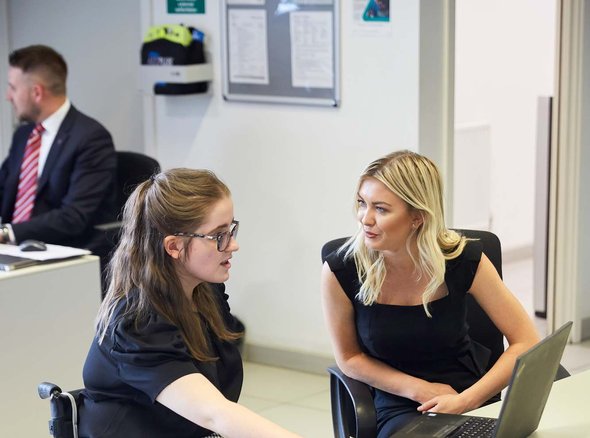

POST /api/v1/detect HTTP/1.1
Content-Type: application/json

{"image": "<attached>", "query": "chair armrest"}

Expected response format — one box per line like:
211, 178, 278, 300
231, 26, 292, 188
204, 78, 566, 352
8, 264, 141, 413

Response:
94, 221, 123, 231
328, 366, 376, 438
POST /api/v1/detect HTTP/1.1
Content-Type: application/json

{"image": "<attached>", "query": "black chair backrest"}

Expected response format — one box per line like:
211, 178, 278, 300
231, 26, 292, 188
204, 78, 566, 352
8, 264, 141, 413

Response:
321, 229, 505, 372
454, 229, 504, 371
94, 152, 160, 298
115, 151, 161, 216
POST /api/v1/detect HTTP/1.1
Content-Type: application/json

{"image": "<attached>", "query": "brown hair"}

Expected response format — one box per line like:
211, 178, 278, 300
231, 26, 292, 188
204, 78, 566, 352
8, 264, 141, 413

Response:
97, 168, 241, 361
9, 45, 67, 95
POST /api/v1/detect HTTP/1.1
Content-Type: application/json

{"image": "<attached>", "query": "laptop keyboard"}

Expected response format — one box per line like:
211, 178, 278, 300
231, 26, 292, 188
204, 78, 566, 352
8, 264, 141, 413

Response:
450, 417, 497, 437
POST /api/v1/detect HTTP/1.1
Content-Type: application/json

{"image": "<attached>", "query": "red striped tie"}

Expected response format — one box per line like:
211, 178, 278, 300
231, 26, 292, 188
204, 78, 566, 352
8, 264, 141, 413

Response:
12, 124, 45, 224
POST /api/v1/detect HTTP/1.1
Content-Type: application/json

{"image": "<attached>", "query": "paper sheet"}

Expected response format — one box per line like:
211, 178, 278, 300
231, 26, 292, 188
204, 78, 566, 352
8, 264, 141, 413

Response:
228, 9, 270, 84
290, 11, 334, 88
0, 243, 91, 261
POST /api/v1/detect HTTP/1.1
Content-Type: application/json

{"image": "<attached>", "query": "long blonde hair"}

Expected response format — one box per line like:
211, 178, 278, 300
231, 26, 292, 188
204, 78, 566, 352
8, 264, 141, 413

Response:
96, 168, 241, 361
344, 150, 466, 316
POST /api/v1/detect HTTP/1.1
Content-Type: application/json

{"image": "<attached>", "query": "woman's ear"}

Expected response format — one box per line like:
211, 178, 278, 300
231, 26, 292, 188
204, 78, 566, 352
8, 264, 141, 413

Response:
412, 211, 424, 229
163, 235, 184, 259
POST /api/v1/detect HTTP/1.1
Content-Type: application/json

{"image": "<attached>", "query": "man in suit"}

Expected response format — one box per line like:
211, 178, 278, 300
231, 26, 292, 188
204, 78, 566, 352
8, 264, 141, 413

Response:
0, 45, 116, 252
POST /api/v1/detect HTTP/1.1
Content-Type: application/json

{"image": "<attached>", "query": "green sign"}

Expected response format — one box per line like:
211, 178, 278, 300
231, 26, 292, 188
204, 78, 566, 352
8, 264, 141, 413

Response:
167, 0, 205, 14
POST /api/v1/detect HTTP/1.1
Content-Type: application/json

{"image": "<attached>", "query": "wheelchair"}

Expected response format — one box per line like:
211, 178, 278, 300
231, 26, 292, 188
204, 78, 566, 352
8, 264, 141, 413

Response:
38, 382, 82, 438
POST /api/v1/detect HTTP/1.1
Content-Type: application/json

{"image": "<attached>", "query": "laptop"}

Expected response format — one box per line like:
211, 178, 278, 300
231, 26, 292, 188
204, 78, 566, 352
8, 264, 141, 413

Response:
0, 253, 38, 272
394, 321, 573, 438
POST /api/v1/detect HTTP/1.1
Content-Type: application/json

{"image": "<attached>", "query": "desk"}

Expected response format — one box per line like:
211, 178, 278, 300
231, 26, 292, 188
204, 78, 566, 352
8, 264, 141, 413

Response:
470, 369, 590, 437
0, 256, 101, 437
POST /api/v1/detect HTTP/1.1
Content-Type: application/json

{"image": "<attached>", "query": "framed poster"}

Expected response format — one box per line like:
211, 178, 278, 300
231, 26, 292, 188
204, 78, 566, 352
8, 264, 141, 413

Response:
221, 0, 340, 106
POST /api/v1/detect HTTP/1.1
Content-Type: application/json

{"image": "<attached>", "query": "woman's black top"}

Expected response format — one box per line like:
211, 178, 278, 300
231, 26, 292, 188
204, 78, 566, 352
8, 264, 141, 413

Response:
79, 284, 242, 438
325, 240, 498, 419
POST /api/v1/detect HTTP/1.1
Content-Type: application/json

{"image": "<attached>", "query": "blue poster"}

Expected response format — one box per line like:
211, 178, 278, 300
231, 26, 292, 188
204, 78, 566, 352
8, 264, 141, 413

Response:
363, 0, 389, 22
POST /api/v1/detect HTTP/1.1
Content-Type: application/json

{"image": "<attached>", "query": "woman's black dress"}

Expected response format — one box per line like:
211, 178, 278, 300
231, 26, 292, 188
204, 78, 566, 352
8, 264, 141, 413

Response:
325, 241, 498, 437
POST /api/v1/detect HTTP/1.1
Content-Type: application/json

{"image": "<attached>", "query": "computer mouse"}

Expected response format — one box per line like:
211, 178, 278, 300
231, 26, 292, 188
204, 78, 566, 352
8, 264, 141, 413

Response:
19, 239, 47, 252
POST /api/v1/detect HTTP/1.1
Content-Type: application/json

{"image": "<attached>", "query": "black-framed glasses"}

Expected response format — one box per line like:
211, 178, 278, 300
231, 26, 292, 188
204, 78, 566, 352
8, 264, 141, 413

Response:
174, 220, 239, 252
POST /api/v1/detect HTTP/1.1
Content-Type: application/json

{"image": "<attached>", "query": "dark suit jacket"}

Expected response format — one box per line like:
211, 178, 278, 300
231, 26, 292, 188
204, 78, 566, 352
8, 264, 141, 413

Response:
0, 105, 116, 250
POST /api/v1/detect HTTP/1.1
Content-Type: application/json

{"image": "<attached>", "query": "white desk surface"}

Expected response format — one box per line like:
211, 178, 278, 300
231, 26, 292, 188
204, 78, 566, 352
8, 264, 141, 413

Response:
470, 369, 590, 437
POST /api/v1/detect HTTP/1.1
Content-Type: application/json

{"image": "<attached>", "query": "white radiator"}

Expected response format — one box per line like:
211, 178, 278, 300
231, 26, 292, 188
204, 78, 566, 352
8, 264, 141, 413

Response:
452, 122, 492, 231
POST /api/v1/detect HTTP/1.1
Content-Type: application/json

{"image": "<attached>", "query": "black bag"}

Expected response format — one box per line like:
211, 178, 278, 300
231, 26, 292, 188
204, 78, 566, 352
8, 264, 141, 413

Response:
141, 24, 208, 95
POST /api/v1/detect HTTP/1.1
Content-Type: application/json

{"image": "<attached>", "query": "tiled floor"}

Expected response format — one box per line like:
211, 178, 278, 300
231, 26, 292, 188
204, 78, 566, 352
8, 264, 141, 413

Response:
241, 257, 590, 437
240, 362, 332, 437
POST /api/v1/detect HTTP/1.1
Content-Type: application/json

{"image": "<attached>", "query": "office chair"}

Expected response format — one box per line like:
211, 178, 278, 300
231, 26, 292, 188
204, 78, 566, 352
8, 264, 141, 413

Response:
38, 382, 82, 438
321, 229, 570, 438
94, 151, 161, 296
113, 151, 161, 216
94, 150, 161, 234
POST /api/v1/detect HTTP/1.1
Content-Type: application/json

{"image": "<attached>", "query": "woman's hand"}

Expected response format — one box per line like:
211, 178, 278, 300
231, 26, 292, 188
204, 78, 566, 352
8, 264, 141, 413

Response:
414, 381, 458, 404
417, 393, 469, 415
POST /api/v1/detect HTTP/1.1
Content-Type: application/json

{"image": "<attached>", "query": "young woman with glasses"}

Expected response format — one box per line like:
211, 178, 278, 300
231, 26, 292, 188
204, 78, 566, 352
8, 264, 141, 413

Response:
80, 168, 300, 438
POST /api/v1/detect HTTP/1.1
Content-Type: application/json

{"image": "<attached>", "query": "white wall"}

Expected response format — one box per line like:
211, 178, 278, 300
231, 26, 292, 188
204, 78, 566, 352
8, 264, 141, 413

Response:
4, 1, 588, 348
4, 0, 447, 357
6, 0, 143, 153
580, 0, 590, 334
0, 0, 11, 157
145, 1, 421, 355
454, 0, 556, 251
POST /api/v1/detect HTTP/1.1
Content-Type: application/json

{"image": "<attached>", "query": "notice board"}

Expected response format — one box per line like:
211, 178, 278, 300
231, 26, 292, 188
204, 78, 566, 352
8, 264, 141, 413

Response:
221, 0, 340, 107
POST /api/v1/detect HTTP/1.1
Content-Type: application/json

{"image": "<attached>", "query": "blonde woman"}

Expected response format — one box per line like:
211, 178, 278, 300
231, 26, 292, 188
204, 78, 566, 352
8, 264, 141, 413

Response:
80, 169, 300, 438
321, 150, 539, 437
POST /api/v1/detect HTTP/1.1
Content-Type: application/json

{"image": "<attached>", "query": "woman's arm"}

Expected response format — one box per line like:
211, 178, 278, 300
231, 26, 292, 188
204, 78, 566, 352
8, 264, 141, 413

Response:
418, 253, 540, 414
321, 262, 457, 403
156, 373, 301, 438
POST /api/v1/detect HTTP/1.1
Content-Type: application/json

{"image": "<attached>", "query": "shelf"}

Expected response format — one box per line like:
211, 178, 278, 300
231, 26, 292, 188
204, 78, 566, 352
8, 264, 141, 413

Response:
138, 64, 213, 93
